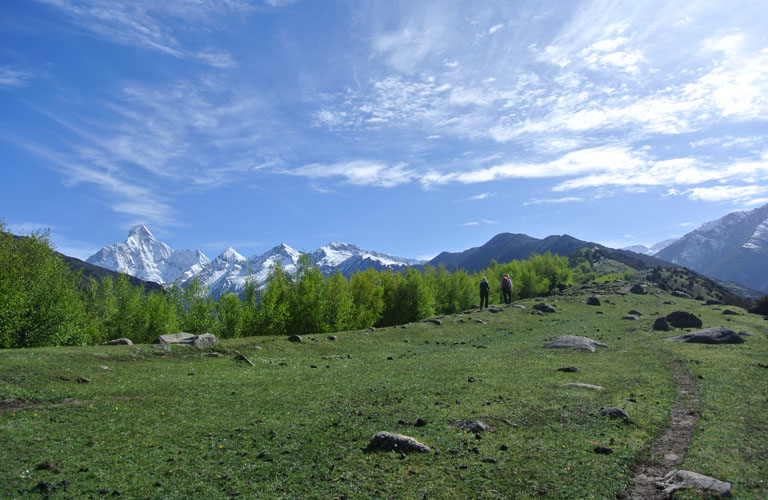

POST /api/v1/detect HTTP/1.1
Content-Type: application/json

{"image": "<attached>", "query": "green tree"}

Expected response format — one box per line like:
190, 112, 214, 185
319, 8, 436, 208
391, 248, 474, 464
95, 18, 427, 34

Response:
240, 278, 262, 336
349, 268, 384, 329
321, 270, 354, 332
137, 290, 177, 343
288, 254, 325, 335
0, 223, 91, 347
215, 292, 243, 339
258, 263, 293, 336
179, 278, 216, 334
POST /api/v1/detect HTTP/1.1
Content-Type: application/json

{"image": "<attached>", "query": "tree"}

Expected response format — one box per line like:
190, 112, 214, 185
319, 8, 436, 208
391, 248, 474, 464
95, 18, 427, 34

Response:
288, 254, 325, 335
349, 268, 384, 329
0, 223, 91, 347
178, 278, 216, 334
215, 293, 243, 339
321, 270, 354, 332
258, 263, 293, 336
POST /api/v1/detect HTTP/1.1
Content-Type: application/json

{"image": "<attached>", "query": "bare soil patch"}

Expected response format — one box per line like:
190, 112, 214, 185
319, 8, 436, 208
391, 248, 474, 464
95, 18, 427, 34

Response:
631, 364, 701, 499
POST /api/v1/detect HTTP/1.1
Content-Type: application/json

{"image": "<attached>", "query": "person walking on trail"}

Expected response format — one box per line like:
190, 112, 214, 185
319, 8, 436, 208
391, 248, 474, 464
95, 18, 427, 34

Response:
479, 277, 490, 308
500, 274, 513, 305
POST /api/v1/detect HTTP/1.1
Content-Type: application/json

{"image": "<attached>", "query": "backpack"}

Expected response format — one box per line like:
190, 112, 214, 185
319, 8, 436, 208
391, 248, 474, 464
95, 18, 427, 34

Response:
501, 276, 511, 290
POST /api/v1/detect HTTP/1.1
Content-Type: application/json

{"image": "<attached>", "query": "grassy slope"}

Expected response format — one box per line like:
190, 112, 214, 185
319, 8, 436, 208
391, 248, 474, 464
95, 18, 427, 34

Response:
1, 283, 766, 499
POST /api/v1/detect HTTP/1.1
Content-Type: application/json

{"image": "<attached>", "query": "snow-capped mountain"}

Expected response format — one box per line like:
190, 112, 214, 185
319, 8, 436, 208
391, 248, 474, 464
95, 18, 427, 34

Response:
86, 225, 209, 284
87, 228, 425, 297
311, 242, 423, 276
622, 239, 677, 256
656, 203, 768, 292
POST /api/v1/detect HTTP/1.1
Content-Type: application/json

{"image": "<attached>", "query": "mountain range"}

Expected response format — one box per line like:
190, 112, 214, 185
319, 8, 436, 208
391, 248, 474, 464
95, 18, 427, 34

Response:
86, 226, 423, 298
655, 203, 768, 292
84, 202, 768, 297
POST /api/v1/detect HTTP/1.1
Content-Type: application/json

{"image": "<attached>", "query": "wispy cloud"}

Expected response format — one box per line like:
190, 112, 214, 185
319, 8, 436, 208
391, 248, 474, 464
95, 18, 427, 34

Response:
285, 160, 417, 188
35, 0, 248, 67
524, 197, 584, 206
455, 192, 494, 202
0, 66, 35, 88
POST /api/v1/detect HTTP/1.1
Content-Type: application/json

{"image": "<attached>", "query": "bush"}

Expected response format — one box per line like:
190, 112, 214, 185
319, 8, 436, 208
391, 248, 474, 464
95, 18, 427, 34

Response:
749, 294, 768, 315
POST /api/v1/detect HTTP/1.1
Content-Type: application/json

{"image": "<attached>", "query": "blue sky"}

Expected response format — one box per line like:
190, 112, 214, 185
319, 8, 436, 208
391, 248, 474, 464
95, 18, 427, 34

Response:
2, 0, 767, 261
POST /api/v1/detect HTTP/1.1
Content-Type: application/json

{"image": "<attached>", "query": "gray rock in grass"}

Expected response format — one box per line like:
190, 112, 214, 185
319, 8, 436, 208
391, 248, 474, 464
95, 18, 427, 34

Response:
659, 470, 732, 497
665, 311, 703, 328
101, 338, 133, 346
366, 432, 430, 454
544, 336, 607, 352
662, 327, 745, 344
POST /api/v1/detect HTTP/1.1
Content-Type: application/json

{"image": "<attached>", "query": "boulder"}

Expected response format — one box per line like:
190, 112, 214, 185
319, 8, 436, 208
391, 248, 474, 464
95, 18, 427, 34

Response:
586, 296, 601, 306
705, 299, 723, 305
630, 284, 647, 295
365, 432, 430, 454
544, 336, 607, 352
663, 327, 745, 344
652, 316, 671, 331
533, 302, 556, 313
424, 318, 442, 325
556, 366, 579, 372
622, 315, 639, 321
722, 309, 741, 316
287, 335, 303, 343
627, 309, 643, 316
101, 338, 133, 346
599, 407, 629, 419
665, 311, 703, 328
659, 470, 732, 497
671, 290, 692, 299
155, 333, 219, 348
487, 306, 503, 313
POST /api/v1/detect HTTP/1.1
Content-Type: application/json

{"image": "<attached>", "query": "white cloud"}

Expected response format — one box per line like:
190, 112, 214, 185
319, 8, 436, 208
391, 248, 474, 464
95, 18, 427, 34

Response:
524, 197, 584, 206
686, 185, 767, 202
488, 24, 504, 35
286, 160, 416, 188
0, 66, 35, 88
36, 0, 244, 67
456, 192, 494, 202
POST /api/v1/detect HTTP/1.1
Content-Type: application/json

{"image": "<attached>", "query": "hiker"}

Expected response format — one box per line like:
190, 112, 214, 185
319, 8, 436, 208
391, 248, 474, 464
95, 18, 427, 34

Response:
479, 277, 490, 308
500, 274, 513, 304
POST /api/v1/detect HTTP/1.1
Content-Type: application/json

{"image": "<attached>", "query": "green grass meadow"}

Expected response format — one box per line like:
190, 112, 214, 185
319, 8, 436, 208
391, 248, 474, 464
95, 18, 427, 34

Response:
2, 284, 767, 499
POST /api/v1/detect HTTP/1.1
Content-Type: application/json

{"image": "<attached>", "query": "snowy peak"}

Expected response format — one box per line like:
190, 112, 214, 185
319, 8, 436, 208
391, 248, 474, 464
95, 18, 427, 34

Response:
623, 238, 677, 256
86, 227, 208, 285
216, 246, 247, 264
656, 203, 768, 292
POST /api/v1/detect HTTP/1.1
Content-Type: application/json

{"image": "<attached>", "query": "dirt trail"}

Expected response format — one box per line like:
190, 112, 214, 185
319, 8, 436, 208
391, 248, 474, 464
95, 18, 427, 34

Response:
631, 364, 701, 499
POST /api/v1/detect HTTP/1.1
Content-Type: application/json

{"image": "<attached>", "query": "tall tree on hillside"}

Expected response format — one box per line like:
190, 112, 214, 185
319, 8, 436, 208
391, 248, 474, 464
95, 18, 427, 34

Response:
288, 254, 325, 335
321, 270, 354, 332
215, 292, 243, 339
349, 268, 384, 329
258, 263, 293, 336
0, 223, 91, 347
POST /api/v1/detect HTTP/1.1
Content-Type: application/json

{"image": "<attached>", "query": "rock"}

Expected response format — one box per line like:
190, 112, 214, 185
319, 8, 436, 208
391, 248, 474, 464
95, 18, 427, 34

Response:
599, 407, 629, 419
705, 299, 723, 305
327, 335, 338, 341
415, 418, 427, 427
287, 335, 303, 343
512, 305, 526, 309
192, 333, 219, 348
653, 316, 671, 331
671, 290, 692, 299
561, 383, 604, 390
424, 318, 442, 325
234, 352, 255, 367
151, 345, 170, 351
101, 338, 133, 346
722, 309, 741, 316
630, 284, 647, 295
556, 366, 579, 372
532, 302, 556, 313
627, 309, 643, 316
451, 420, 492, 433
544, 336, 607, 352
76, 377, 91, 384
665, 311, 703, 328
663, 300, 675, 305
155, 333, 219, 348
586, 296, 601, 306
487, 306, 503, 313
659, 470, 732, 497
365, 432, 430, 454
622, 315, 639, 320
475, 319, 487, 324
594, 446, 613, 454
663, 327, 745, 344
738, 331, 754, 337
